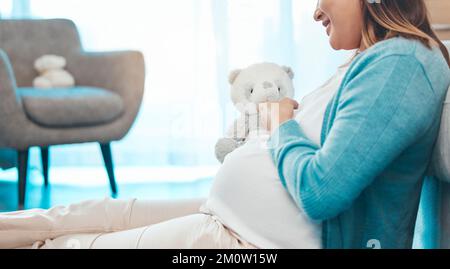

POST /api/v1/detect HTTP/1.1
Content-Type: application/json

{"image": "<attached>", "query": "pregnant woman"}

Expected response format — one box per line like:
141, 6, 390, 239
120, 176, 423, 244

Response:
1, 0, 450, 249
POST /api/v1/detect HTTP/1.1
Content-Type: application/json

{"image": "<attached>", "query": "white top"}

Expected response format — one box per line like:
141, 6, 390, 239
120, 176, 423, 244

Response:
295, 64, 350, 145
201, 65, 349, 249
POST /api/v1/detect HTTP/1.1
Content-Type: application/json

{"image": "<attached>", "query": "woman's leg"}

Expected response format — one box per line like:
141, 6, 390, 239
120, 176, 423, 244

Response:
0, 197, 205, 249
34, 214, 256, 249
128, 198, 205, 228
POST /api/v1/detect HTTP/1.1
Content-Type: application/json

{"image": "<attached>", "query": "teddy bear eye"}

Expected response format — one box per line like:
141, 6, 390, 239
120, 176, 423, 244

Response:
250, 88, 254, 94
278, 87, 281, 92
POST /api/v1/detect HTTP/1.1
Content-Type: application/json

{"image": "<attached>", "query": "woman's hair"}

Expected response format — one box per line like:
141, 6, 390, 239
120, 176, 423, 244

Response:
361, 0, 450, 67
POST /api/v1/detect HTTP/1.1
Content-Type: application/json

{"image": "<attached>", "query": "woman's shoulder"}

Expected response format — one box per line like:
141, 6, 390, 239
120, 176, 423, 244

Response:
355, 37, 446, 67
348, 36, 450, 93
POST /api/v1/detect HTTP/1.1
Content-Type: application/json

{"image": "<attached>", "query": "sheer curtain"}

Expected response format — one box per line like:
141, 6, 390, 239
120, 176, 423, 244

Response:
0, 0, 347, 170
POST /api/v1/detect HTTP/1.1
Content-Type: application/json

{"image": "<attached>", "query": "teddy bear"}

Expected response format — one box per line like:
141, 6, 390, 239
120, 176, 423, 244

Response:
33, 55, 75, 89
215, 62, 295, 163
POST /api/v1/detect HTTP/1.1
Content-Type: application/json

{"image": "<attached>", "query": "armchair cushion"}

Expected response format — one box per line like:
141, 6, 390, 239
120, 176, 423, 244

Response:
17, 87, 124, 128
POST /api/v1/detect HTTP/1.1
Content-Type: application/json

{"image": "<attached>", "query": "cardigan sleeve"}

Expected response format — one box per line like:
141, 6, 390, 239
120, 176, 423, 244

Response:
268, 54, 438, 221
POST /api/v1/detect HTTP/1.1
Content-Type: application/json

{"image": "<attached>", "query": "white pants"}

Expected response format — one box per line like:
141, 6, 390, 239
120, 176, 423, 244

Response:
0, 198, 256, 249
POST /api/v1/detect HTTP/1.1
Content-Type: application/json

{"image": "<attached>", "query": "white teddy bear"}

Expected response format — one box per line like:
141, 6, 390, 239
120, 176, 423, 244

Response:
33, 55, 75, 89
215, 62, 295, 163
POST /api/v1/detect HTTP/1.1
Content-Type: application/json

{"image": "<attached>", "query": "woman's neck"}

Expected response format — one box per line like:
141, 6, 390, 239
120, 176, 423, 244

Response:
358, 42, 367, 53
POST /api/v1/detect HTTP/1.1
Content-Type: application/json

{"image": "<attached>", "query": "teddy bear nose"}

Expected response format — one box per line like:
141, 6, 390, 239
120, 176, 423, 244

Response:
263, 81, 274, 89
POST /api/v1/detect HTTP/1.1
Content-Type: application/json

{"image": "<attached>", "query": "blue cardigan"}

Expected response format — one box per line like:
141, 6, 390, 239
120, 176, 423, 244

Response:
269, 37, 450, 249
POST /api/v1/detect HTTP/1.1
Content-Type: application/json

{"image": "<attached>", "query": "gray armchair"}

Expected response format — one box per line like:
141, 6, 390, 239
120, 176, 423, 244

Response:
0, 19, 145, 209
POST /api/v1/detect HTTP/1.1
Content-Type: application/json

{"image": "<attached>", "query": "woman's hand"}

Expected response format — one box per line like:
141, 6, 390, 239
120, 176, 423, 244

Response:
259, 98, 299, 133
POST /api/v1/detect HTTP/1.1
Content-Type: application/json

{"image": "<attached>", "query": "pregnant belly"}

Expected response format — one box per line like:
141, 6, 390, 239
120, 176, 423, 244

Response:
201, 134, 322, 249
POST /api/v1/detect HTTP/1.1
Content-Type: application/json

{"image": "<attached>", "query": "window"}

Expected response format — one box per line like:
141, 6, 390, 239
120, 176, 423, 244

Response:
0, 0, 348, 175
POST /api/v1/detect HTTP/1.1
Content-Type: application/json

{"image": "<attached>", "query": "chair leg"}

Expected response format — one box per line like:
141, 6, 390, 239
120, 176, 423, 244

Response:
17, 149, 29, 210
40, 147, 50, 187
100, 143, 118, 195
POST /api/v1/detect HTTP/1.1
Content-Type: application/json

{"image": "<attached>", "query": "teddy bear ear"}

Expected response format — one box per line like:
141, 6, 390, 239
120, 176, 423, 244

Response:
228, 69, 242, 85
282, 66, 295, 80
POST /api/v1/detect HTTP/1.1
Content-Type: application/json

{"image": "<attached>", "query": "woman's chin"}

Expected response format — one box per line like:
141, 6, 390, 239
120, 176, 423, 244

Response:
329, 36, 357, 51
329, 31, 361, 50
329, 37, 341, 50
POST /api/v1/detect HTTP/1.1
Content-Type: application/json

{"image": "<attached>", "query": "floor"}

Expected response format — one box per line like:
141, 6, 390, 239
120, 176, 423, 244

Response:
0, 166, 214, 212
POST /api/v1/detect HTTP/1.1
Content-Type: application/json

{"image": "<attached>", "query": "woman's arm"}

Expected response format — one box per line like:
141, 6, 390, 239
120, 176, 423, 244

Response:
269, 55, 439, 221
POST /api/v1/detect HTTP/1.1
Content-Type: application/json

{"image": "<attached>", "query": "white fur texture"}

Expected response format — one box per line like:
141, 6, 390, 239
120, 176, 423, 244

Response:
215, 62, 295, 163
230, 63, 295, 113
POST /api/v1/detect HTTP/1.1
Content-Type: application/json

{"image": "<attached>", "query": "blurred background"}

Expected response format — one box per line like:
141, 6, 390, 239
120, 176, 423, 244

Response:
0, 0, 349, 210
0, 0, 449, 249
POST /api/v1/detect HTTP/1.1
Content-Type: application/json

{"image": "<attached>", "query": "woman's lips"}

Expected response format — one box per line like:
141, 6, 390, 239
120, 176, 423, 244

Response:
323, 20, 331, 36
